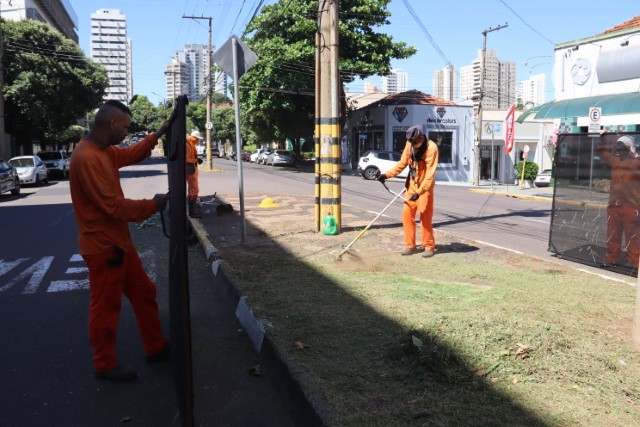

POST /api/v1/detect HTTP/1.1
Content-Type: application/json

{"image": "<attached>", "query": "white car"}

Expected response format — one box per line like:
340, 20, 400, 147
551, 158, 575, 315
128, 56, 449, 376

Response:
535, 169, 553, 187
8, 155, 49, 186
38, 150, 70, 179
196, 142, 206, 157
357, 150, 409, 180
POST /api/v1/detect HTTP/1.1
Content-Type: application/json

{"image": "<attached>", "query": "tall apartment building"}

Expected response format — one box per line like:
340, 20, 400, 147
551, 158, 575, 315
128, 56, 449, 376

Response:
165, 56, 191, 100
90, 9, 133, 104
168, 45, 228, 102
518, 73, 546, 107
460, 49, 516, 111
432, 63, 458, 101
0, 0, 78, 43
381, 69, 408, 94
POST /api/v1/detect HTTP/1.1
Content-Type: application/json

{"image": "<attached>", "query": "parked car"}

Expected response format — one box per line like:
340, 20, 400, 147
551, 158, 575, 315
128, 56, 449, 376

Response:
240, 150, 252, 162
357, 150, 409, 180
257, 149, 273, 165
535, 169, 553, 187
38, 150, 70, 179
0, 159, 20, 196
196, 142, 206, 157
266, 150, 295, 166
212, 148, 221, 158
8, 155, 48, 186
251, 148, 270, 163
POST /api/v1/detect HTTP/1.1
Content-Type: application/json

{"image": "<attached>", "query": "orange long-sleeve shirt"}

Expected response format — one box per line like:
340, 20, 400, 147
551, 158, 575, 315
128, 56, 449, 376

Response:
186, 135, 198, 165
70, 134, 160, 255
596, 137, 640, 207
386, 140, 439, 195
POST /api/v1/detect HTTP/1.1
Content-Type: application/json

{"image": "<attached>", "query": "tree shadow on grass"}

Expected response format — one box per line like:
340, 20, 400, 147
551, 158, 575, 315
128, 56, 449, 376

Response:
198, 194, 549, 427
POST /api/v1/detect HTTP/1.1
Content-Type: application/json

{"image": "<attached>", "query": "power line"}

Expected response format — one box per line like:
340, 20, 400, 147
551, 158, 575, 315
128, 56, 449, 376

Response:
498, 0, 555, 45
400, 0, 450, 65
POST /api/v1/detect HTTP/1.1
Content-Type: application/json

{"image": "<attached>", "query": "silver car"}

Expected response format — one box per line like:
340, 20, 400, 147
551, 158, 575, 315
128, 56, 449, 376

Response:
266, 150, 295, 166
8, 155, 48, 186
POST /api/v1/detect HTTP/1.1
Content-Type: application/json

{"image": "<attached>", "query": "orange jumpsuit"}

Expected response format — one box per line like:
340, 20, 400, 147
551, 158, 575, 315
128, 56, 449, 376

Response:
385, 140, 439, 250
186, 135, 200, 201
596, 138, 640, 267
70, 135, 166, 372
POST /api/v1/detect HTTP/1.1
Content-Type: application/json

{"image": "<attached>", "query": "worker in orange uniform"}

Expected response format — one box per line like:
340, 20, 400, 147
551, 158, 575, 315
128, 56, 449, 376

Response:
596, 133, 640, 269
69, 100, 171, 382
377, 125, 439, 257
186, 130, 203, 218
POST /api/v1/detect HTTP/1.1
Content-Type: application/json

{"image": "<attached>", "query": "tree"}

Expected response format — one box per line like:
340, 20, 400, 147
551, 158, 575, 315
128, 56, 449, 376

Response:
240, 0, 416, 143
129, 95, 161, 134
212, 106, 236, 144
2, 19, 109, 152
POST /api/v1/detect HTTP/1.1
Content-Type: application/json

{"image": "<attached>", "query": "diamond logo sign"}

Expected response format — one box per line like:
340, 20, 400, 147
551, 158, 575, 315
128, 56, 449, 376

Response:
393, 107, 408, 123
436, 107, 446, 119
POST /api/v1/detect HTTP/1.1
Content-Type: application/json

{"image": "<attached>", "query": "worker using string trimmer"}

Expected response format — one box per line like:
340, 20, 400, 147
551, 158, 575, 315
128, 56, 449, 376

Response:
376, 125, 439, 257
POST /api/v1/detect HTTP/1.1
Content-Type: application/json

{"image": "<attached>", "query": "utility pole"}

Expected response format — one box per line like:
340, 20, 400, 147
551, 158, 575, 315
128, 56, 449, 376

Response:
0, 7, 7, 160
473, 23, 507, 186
315, 0, 340, 232
183, 15, 213, 170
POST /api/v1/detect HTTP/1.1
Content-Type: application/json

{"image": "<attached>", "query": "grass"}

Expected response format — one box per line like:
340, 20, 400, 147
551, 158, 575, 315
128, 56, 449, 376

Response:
211, 211, 640, 426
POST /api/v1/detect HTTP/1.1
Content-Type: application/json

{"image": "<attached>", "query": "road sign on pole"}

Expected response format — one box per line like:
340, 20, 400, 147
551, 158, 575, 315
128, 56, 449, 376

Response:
589, 107, 602, 133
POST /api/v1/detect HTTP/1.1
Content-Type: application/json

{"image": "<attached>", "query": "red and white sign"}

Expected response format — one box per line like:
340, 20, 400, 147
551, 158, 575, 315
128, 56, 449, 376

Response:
504, 104, 516, 154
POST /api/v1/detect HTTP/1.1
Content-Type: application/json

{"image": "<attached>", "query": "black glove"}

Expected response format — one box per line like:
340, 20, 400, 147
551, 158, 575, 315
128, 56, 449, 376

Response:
409, 193, 419, 202
197, 158, 203, 164
376, 172, 386, 183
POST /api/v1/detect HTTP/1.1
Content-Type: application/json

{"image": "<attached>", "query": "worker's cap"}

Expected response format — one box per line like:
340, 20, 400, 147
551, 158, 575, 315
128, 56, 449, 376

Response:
617, 135, 636, 153
406, 125, 423, 142
190, 130, 203, 139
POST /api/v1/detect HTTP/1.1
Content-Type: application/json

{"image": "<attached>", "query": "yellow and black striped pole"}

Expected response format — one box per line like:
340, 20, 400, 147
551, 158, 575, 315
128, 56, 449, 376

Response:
315, 0, 341, 232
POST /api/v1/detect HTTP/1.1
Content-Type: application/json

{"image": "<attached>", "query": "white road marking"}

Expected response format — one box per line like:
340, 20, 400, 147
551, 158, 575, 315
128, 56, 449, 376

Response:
475, 240, 524, 255
0, 258, 29, 277
48, 280, 89, 292
65, 267, 88, 274
70, 254, 83, 262
0, 257, 54, 294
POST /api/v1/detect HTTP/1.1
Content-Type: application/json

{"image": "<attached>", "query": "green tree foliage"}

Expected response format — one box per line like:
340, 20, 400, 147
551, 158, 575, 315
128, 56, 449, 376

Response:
212, 106, 236, 143
515, 161, 539, 181
129, 95, 161, 134
211, 92, 232, 105
2, 19, 109, 151
186, 101, 207, 133
240, 0, 416, 143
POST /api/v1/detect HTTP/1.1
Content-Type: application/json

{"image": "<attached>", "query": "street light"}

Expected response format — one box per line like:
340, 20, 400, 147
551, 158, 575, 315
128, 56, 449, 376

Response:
151, 91, 166, 109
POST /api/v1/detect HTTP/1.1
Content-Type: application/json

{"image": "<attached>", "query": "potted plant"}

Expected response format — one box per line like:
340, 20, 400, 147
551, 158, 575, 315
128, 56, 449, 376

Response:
514, 161, 539, 188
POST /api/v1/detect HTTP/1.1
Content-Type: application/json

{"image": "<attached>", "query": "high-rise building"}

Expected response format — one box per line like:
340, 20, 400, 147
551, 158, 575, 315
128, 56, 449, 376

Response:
90, 9, 133, 104
432, 64, 458, 101
364, 81, 380, 93
0, 0, 79, 43
381, 69, 408, 94
518, 73, 546, 107
460, 49, 516, 111
165, 56, 191, 100
168, 45, 228, 102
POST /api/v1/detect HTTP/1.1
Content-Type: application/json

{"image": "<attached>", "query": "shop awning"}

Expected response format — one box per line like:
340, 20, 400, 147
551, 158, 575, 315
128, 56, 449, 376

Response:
517, 92, 640, 123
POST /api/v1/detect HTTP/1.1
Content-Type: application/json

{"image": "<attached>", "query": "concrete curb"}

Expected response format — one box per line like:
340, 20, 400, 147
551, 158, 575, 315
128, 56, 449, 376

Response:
188, 217, 329, 426
468, 187, 553, 202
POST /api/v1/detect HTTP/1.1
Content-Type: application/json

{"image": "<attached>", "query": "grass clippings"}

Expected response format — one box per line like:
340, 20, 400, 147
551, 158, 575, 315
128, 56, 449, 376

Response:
211, 202, 639, 427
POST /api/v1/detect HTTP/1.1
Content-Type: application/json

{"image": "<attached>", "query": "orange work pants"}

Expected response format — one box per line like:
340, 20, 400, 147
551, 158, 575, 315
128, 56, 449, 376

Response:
187, 166, 199, 201
84, 247, 166, 372
402, 190, 435, 250
606, 206, 640, 267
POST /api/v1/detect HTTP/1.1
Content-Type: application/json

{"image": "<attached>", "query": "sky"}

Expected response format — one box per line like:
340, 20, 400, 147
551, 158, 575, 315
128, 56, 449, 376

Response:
69, 0, 638, 105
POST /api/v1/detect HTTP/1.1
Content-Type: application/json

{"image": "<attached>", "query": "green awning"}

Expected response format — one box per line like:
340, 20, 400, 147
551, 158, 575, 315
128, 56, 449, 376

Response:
516, 104, 543, 123
531, 92, 640, 121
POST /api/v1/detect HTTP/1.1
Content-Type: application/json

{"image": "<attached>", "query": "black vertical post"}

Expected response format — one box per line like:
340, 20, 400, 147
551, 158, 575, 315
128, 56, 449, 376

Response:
165, 95, 194, 426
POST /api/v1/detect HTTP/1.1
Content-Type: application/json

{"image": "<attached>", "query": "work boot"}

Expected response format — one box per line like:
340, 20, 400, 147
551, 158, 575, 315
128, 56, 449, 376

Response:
146, 342, 171, 364
422, 249, 435, 258
188, 200, 202, 218
400, 247, 419, 256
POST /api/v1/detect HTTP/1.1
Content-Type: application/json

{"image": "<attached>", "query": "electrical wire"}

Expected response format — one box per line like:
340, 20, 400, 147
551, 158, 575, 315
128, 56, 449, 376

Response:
498, 0, 555, 45
400, 0, 450, 65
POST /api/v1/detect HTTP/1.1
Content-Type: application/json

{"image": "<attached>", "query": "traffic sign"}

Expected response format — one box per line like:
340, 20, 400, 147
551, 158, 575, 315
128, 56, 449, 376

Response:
589, 107, 601, 133
523, 144, 530, 153
205, 122, 213, 130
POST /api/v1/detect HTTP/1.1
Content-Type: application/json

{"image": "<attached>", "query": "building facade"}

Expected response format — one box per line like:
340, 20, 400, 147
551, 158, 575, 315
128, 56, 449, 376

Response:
168, 45, 228, 102
344, 90, 475, 183
0, 0, 78, 43
432, 63, 458, 102
165, 57, 191, 100
381, 69, 408, 94
518, 73, 546, 107
90, 9, 132, 104
460, 49, 516, 111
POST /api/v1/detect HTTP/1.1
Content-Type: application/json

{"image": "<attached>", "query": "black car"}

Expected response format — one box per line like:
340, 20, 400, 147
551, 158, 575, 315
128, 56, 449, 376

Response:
0, 159, 20, 196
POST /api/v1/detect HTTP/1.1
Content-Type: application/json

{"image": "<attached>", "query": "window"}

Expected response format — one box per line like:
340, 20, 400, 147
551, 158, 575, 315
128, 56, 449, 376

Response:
428, 131, 453, 164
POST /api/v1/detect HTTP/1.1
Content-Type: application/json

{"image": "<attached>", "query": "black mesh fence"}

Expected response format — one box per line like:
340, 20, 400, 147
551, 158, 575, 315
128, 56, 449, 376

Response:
549, 132, 640, 277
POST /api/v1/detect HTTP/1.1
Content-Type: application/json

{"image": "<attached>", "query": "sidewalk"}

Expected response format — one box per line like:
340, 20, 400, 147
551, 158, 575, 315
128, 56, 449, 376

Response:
468, 180, 554, 202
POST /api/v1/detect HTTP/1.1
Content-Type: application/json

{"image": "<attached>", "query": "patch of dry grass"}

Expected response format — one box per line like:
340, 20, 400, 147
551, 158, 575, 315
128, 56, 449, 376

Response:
213, 218, 640, 426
